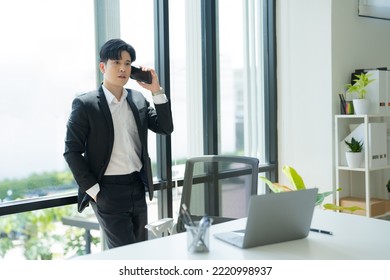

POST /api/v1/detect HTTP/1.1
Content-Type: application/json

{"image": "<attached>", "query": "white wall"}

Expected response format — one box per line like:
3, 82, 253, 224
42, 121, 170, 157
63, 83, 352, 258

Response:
332, 0, 390, 100
277, 0, 390, 194
277, 0, 332, 191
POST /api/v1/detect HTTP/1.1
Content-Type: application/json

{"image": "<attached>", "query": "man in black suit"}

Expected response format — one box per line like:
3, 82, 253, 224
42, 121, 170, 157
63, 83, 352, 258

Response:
63, 39, 173, 249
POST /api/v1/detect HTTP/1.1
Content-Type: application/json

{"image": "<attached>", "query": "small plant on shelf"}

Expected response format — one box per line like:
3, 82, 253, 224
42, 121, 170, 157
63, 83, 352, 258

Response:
344, 138, 364, 168
386, 180, 390, 193
344, 137, 363, 153
345, 72, 375, 99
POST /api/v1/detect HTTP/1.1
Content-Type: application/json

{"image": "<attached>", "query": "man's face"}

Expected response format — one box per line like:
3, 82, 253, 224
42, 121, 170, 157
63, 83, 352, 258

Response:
100, 50, 132, 89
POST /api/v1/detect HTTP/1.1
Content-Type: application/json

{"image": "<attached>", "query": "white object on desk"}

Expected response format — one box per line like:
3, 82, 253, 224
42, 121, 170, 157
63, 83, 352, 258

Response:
74, 210, 390, 260
144, 218, 174, 237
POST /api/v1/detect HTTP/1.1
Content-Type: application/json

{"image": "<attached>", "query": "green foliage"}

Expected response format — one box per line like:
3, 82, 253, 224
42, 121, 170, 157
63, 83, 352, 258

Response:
315, 190, 338, 206
323, 204, 364, 213
344, 137, 363, 153
22, 207, 73, 259
0, 205, 102, 259
0, 208, 21, 257
63, 227, 100, 257
0, 170, 101, 259
386, 180, 390, 193
0, 236, 14, 258
259, 165, 364, 212
0, 170, 76, 200
282, 165, 306, 190
345, 72, 375, 99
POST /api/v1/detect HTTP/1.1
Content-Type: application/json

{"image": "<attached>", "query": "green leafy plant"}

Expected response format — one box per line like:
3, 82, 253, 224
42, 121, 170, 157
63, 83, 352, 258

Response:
0, 204, 99, 259
63, 227, 100, 257
259, 165, 364, 212
344, 137, 363, 153
0, 171, 99, 259
345, 72, 375, 99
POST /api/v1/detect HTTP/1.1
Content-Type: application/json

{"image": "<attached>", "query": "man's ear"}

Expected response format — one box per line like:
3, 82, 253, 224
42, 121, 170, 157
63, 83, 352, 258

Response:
99, 62, 106, 74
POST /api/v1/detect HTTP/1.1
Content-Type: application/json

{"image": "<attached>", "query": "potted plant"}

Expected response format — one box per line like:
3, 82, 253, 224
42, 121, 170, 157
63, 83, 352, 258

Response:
345, 72, 375, 115
259, 165, 364, 213
344, 137, 364, 168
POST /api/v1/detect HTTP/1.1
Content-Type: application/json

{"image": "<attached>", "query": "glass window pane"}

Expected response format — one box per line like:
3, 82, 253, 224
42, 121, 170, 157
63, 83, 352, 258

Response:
169, 0, 204, 218
120, 0, 158, 223
120, 0, 156, 170
0, 205, 101, 259
219, 0, 245, 155
218, 0, 265, 161
0, 0, 95, 202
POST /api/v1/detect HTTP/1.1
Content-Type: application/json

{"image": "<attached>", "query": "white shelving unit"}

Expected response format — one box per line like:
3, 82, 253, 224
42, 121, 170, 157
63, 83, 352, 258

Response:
335, 114, 390, 217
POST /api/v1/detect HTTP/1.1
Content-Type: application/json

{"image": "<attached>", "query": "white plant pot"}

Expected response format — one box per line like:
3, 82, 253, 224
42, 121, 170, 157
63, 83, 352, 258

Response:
345, 152, 364, 168
353, 99, 370, 115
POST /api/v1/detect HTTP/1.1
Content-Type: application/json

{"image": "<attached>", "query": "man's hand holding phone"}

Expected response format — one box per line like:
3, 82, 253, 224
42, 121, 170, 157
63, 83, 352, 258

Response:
131, 66, 161, 94
130, 66, 152, 84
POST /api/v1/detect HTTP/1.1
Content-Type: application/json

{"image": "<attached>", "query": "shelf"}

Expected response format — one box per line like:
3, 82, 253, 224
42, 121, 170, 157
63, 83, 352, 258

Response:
336, 114, 390, 119
335, 114, 390, 218
337, 165, 390, 172
339, 196, 390, 218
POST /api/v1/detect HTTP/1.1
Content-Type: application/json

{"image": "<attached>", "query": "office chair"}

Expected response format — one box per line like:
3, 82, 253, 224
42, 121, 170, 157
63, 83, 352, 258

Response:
176, 155, 259, 233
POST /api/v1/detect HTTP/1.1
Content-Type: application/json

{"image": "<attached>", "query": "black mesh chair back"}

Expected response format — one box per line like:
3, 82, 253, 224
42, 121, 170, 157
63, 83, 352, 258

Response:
176, 155, 259, 233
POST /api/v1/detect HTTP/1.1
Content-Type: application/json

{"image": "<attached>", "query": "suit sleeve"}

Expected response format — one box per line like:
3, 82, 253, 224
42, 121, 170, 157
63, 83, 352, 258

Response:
63, 97, 98, 193
147, 100, 174, 135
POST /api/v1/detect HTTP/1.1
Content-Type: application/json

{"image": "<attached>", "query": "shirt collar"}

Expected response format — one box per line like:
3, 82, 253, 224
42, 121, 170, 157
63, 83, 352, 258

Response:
102, 85, 128, 104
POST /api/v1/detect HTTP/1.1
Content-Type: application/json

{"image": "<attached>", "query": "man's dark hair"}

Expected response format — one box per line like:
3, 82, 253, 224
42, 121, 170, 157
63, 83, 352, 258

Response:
99, 39, 136, 63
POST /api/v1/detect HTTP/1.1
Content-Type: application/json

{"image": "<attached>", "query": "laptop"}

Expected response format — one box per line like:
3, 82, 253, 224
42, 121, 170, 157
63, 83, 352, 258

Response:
213, 188, 318, 249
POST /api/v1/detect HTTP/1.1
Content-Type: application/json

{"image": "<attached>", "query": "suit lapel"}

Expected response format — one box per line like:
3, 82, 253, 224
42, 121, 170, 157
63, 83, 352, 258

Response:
126, 89, 143, 140
97, 86, 114, 145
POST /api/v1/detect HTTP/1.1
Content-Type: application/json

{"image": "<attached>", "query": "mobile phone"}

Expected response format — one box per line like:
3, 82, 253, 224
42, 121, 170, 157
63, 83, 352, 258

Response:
130, 66, 153, 84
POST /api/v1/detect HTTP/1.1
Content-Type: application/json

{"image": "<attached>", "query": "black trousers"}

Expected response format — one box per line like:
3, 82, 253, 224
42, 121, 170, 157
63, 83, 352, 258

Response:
91, 172, 147, 249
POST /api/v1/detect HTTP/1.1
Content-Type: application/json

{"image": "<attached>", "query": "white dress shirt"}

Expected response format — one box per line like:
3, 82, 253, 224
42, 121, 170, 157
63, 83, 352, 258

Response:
86, 86, 168, 199
103, 86, 142, 175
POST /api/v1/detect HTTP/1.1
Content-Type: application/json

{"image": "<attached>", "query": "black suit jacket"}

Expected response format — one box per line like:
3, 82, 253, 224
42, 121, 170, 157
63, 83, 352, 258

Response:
63, 86, 173, 212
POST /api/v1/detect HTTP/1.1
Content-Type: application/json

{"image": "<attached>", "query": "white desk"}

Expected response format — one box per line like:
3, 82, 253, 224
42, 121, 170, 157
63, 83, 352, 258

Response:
75, 210, 390, 260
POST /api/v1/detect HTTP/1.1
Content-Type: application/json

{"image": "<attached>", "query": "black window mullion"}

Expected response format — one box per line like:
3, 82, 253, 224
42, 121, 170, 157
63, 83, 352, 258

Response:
201, 0, 219, 156
0, 194, 77, 216
154, 0, 173, 219
263, 0, 278, 183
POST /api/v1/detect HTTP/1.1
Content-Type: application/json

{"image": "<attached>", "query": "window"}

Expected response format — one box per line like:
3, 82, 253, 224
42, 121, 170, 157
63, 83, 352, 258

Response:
169, 0, 204, 217
0, 0, 95, 203
120, 0, 156, 166
167, 0, 274, 218
119, 0, 159, 223
219, 0, 265, 161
